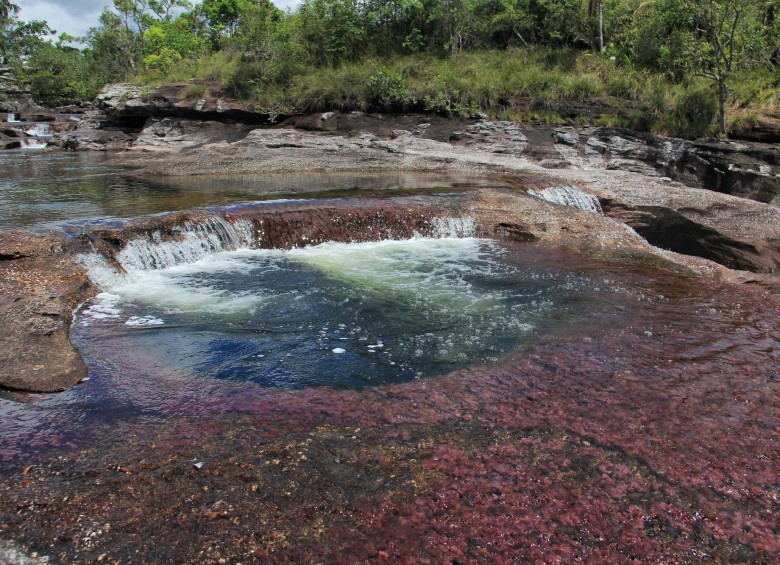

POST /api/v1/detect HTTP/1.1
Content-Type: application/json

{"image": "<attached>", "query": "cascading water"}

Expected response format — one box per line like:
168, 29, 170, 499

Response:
24, 123, 53, 138
79, 216, 255, 287
74, 215, 594, 389
5, 113, 19, 123
528, 186, 603, 214
19, 139, 48, 150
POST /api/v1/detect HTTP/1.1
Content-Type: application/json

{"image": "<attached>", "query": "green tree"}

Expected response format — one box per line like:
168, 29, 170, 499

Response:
490, 0, 532, 47
0, 0, 15, 21
679, 0, 764, 135
0, 1, 51, 65
22, 40, 96, 105
297, 0, 366, 66
142, 16, 207, 75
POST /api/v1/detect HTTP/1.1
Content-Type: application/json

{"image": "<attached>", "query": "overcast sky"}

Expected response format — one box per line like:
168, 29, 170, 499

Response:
14, 0, 302, 40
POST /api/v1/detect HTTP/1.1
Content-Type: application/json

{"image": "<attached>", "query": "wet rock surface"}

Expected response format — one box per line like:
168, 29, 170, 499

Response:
0, 233, 93, 392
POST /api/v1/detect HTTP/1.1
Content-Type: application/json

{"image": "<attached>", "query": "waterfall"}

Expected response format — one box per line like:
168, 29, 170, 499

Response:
24, 123, 53, 138
431, 216, 477, 238
6, 113, 19, 123
118, 217, 254, 273
20, 139, 48, 150
528, 186, 603, 214
81, 216, 255, 288
81, 211, 481, 290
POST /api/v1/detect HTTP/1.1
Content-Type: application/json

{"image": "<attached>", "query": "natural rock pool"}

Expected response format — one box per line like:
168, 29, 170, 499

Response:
0, 153, 778, 562
74, 235, 602, 389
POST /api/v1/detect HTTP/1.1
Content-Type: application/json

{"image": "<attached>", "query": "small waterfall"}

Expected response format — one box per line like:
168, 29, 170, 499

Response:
80, 209, 480, 290
6, 113, 19, 123
118, 217, 254, 273
20, 139, 48, 150
81, 217, 255, 288
24, 123, 53, 138
528, 186, 603, 214
431, 216, 477, 238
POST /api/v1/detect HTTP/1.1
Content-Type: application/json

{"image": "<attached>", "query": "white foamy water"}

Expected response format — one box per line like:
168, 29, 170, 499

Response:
125, 316, 165, 327
24, 123, 53, 138
83, 237, 500, 316
528, 186, 603, 214
117, 217, 254, 274
431, 216, 476, 238
285, 237, 498, 315
20, 139, 48, 150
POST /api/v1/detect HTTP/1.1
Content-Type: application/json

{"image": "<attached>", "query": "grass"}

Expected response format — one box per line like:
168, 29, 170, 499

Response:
133, 47, 779, 140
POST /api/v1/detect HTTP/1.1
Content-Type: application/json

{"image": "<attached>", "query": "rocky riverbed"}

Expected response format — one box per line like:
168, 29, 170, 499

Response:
1, 85, 779, 562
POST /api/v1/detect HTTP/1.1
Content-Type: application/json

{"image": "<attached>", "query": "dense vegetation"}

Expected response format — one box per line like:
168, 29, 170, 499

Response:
1, 0, 778, 138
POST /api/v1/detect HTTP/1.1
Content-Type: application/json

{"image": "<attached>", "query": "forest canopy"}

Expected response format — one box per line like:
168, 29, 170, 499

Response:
2, 0, 778, 137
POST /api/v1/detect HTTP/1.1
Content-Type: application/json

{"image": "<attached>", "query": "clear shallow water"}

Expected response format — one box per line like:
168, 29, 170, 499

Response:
0, 152, 501, 230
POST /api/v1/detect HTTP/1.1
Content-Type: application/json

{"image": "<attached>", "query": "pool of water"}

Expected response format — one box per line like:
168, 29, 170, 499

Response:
0, 152, 503, 231
0, 238, 668, 467
73, 238, 601, 390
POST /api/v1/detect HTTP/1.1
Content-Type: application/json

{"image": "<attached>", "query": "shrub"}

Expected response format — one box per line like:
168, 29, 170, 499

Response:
180, 83, 208, 100
666, 88, 717, 139
365, 70, 414, 111
728, 111, 759, 136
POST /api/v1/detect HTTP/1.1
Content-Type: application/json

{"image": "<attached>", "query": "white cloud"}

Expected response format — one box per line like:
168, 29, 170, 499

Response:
14, 1, 304, 40
15, 0, 109, 38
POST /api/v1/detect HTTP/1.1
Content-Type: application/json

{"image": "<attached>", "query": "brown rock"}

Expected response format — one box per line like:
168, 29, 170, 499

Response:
0, 232, 94, 392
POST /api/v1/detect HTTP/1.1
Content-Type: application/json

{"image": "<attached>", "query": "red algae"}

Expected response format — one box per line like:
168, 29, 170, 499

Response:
0, 251, 779, 562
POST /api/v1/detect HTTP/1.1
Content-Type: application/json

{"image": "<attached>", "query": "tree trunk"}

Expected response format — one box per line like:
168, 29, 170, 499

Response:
598, 3, 604, 54
718, 80, 728, 136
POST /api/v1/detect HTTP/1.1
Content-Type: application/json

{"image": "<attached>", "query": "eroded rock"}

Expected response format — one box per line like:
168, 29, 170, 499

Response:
0, 232, 93, 392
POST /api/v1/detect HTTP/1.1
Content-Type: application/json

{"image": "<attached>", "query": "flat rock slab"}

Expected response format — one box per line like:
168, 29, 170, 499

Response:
0, 232, 92, 392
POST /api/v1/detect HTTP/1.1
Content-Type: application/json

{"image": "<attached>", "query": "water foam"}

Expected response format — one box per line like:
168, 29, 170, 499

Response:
20, 139, 48, 150
528, 186, 603, 214
24, 123, 53, 138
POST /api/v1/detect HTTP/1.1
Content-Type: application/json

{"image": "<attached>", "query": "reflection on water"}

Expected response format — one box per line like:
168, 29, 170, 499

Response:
0, 152, 504, 230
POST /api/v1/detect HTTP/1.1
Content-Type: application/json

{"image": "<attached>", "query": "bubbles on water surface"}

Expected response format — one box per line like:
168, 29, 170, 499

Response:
73, 237, 606, 389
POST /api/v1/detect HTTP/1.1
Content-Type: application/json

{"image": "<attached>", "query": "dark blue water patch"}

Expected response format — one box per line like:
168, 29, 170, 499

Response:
73, 239, 603, 390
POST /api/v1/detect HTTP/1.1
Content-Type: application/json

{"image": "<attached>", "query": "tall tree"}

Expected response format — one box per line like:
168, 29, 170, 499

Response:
679, 0, 763, 135
0, 1, 51, 65
588, 0, 604, 53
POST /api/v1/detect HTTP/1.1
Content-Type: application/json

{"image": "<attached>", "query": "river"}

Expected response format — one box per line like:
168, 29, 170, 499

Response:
0, 152, 778, 562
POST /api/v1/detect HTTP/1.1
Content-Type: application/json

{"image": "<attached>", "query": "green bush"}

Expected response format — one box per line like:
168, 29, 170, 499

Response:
180, 83, 208, 100
728, 111, 759, 136
365, 70, 414, 111
666, 88, 717, 139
